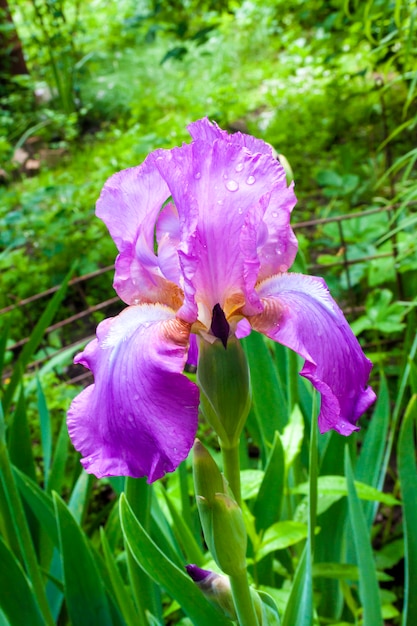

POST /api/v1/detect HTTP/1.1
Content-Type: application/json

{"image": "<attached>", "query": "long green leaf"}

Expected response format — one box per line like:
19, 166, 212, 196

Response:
161, 488, 205, 566
36, 377, 52, 488
2, 267, 74, 414
355, 374, 390, 527
8, 386, 37, 482
397, 395, 417, 626
253, 431, 285, 532
119, 494, 232, 626
100, 528, 139, 626
282, 542, 313, 626
0, 429, 54, 626
0, 535, 45, 626
13, 468, 58, 547
53, 493, 113, 626
243, 332, 288, 453
345, 447, 383, 626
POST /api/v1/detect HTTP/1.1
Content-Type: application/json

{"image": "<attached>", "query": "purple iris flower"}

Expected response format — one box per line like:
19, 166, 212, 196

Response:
67, 118, 375, 482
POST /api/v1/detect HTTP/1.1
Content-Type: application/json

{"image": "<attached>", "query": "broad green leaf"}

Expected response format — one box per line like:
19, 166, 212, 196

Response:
281, 405, 304, 470
53, 493, 113, 626
313, 563, 392, 582
119, 494, 232, 626
397, 395, 417, 626
240, 469, 264, 500
345, 447, 383, 626
292, 475, 400, 506
258, 589, 281, 625
253, 432, 285, 532
374, 539, 404, 572
256, 521, 308, 562
0, 535, 45, 626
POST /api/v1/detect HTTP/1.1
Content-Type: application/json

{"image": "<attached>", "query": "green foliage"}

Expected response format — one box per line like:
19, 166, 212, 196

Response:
1, 0, 417, 624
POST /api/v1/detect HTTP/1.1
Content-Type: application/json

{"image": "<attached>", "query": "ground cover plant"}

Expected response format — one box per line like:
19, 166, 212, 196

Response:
1, 0, 417, 624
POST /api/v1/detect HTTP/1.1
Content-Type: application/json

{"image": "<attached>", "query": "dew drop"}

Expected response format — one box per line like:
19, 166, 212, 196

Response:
272, 211, 278, 218
194, 172, 201, 180
226, 179, 239, 192
246, 175, 255, 185
235, 162, 244, 172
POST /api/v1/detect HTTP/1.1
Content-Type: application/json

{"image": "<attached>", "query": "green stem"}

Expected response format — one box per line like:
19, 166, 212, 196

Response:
220, 440, 259, 626
220, 440, 242, 506
229, 569, 259, 626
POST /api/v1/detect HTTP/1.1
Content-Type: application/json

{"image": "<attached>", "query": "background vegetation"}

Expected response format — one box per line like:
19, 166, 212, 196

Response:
1, 0, 416, 624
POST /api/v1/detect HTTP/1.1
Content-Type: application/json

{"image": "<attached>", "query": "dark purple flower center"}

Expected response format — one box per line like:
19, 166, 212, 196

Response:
210, 303, 230, 348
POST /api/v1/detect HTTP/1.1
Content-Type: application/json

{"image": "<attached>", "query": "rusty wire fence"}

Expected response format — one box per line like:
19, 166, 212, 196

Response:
0, 201, 413, 387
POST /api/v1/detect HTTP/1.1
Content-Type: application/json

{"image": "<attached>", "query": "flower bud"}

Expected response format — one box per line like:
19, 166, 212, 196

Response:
185, 565, 237, 620
193, 441, 248, 577
197, 336, 251, 446
211, 493, 247, 576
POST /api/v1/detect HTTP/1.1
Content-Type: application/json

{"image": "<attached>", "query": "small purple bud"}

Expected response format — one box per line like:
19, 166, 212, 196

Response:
185, 564, 211, 583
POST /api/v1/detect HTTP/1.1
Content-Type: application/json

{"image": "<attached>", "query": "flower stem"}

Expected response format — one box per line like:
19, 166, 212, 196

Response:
220, 439, 242, 506
220, 440, 259, 626
229, 572, 259, 626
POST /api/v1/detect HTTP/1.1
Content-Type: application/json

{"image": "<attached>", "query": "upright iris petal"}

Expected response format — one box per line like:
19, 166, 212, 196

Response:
68, 117, 375, 482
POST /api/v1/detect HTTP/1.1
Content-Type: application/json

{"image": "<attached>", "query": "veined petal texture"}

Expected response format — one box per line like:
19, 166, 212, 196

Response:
96, 156, 182, 308
252, 273, 376, 435
67, 304, 199, 481
155, 133, 296, 323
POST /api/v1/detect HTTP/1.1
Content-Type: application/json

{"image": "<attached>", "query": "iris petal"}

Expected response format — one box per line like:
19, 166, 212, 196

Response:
156, 137, 293, 322
251, 273, 376, 434
187, 116, 275, 156
96, 155, 182, 307
67, 304, 199, 481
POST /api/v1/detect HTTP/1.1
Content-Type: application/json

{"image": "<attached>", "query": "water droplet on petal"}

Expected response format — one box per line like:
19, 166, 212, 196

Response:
272, 211, 278, 218
194, 172, 201, 180
235, 162, 244, 172
226, 179, 239, 192
246, 175, 255, 185
238, 207, 243, 214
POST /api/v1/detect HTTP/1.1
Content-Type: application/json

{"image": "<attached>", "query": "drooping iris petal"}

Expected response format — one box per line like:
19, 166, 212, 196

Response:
251, 273, 376, 435
96, 155, 182, 308
155, 137, 294, 323
67, 304, 199, 482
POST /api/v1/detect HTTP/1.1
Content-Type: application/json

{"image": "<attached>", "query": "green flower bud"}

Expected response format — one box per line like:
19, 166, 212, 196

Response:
193, 441, 248, 577
211, 493, 247, 576
197, 336, 251, 447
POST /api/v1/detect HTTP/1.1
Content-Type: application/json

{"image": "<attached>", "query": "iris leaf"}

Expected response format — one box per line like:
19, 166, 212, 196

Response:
119, 493, 232, 626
